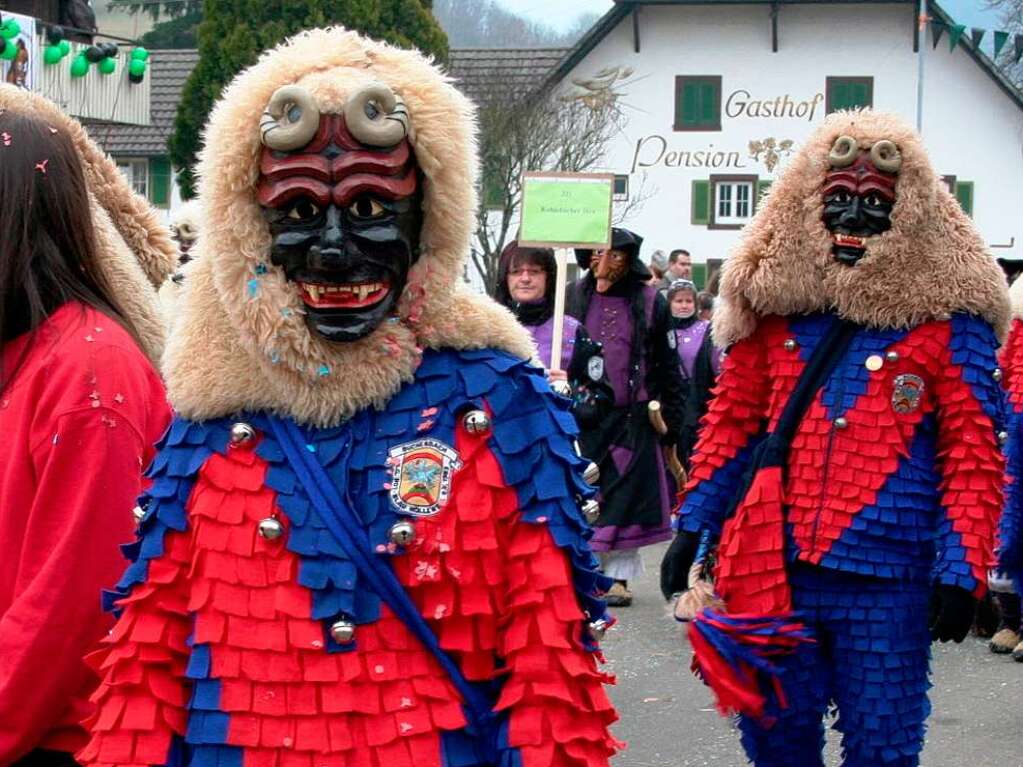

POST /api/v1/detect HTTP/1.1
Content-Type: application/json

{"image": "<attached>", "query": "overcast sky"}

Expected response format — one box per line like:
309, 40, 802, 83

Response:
495, 0, 1002, 32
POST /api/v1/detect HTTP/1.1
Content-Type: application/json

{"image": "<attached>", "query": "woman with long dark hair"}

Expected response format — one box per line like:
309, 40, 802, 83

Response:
0, 93, 174, 766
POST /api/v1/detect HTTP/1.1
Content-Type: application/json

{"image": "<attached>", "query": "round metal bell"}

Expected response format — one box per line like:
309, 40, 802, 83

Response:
834, 417, 849, 430
885, 351, 900, 363
230, 422, 256, 445
993, 368, 1004, 382
784, 338, 798, 352
462, 409, 491, 435
550, 379, 572, 397
999, 431, 1009, 445
583, 462, 600, 486
329, 619, 356, 645
581, 499, 601, 525
132, 505, 146, 525
389, 519, 416, 546
588, 618, 610, 641
257, 516, 284, 540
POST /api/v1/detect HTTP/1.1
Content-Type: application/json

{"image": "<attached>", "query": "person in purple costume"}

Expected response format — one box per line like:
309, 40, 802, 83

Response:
495, 241, 613, 430
666, 279, 722, 468
568, 228, 686, 606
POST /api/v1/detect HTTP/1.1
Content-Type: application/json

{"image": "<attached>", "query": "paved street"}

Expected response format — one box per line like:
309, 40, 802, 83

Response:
604, 543, 1022, 767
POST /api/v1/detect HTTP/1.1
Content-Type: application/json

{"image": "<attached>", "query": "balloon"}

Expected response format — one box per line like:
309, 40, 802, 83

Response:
58, 39, 70, 56
70, 54, 89, 78
44, 45, 63, 65
1, 19, 21, 39
129, 72, 145, 85
128, 59, 146, 77
46, 25, 65, 45
0, 41, 16, 61
98, 57, 116, 75
100, 42, 119, 58
131, 47, 149, 62
84, 45, 104, 63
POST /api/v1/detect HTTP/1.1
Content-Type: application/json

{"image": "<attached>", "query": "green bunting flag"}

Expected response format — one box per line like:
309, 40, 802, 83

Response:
970, 27, 985, 49
949, 24, 966, 51
931, 19, 945, 49
994, 30, 1009, 59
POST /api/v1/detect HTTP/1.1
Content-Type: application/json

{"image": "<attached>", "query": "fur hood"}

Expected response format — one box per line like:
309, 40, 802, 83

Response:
164, 27, 533, 427
0, 85, 177, 362
1011, 275, 1023, 321
713, 110, 1009, 347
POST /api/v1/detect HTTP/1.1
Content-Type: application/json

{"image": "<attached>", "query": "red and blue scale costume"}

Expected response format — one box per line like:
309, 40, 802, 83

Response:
79, 348, 619, 767
677, 312, 1005, 767
999, 317, 1023, 587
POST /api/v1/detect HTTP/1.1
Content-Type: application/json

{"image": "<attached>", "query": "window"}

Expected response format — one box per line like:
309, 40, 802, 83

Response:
710, 174, 758, 229
826, 77, 874, 114
613, 174, 629, 201
955, 181, 974, 217
674, 75, 722, 131
117, 159, 149, 198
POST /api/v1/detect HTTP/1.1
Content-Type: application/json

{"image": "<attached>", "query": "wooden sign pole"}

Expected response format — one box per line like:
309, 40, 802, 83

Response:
549, 248, 569, 371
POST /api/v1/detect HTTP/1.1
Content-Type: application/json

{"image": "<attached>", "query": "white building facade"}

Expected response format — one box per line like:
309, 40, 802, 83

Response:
549, 0, 1023, 279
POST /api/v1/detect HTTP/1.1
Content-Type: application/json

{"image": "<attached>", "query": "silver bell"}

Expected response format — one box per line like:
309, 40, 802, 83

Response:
999, 431, 1009, 445
550, 379, 572, 397
230, 422, 256, 445
581, 499, 601, 525
583, 462, 600, 486
993, 368, 1004, 382
588, 618, 610, 641
132, 505, 146, 525
462, 409, 492, 435
329, 619, 356, 645
784, 339, 798, 352
834, 417, 849, 430
885, 351, 900, 363
257, 517, 284, 540
389, 519, 416, 546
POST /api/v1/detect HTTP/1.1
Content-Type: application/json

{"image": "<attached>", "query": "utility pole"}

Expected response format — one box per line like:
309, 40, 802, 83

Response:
917, 0, 928, 132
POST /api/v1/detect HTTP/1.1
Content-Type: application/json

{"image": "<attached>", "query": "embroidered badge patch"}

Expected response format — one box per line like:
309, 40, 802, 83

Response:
667, 330, 677, 350
892, 374, 925, 415
588, 355, 605, 382
388, 438, 464, 516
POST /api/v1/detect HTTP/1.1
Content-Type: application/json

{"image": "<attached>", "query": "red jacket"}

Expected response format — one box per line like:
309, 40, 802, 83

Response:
0, 302, 170, 762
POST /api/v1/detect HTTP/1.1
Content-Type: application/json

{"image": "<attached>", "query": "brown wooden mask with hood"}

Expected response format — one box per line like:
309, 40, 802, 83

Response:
163, 28, 533, 427
0, 85, 177, 362
713, 110, 1008, 347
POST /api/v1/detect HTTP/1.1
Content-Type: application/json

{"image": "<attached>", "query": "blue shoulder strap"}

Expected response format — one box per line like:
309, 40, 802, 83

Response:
265, 415, 498, 758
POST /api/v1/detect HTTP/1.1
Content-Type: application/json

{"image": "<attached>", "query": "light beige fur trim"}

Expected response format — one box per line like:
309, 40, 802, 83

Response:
164, 28, 533, 426
713, 110, 1009, 347
0, 85, 176, 362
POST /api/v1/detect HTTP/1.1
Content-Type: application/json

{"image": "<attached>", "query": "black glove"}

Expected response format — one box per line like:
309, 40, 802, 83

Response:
659, 530, 701, 601
928, 584, 976, 643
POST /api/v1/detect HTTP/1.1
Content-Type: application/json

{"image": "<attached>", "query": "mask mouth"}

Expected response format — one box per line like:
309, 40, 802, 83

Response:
831, 233, 867, 265
297, 278, 392, 310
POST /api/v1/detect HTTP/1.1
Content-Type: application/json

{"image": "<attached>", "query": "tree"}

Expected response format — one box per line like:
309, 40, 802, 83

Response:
140, 10, 201, 48
986, 0, 1023, 85
434, 0, 597, 48
107, 0, 202, 21
471, 69, 652, 294
169, 0, 448, 199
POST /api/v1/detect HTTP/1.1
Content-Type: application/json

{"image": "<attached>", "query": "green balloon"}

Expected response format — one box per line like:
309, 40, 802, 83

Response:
44, 45, 63, 65
130, 47, 149, 62
98, 57, 116, 75
1, 20, 21, 39
70, 54, 89, 78
59, 39, 71, 56
0, 41, 16, 61
128, 59, 146, 77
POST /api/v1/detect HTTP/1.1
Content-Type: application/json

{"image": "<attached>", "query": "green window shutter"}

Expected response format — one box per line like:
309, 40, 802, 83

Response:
827, 78, 873, 113
955, 181, 974, 217
690, 262, 707, 291
691, 179, 711, 225
682, 83, 700, 128
676, 77, 721, 130
149, 157, 171, 208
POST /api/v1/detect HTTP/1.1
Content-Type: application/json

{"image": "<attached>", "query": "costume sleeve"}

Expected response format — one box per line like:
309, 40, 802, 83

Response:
482, 361, 620, 767
999, 320, 1023, 584
676, 330, 770, 537
0, 409, 149, 764
648, 292, 686, 445
78, 420, 206, 767
567, 325, 614, 429
931, 315, 1006, 598
678, 334, 720, 468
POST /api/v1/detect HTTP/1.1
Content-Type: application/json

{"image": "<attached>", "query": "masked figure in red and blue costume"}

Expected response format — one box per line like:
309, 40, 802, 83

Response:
662, 111, 1010, 767
79, 28, 619, 767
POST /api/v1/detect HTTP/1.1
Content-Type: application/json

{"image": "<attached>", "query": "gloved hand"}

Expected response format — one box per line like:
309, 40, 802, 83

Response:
928, 584, 976, 643
660, 530, 701, 601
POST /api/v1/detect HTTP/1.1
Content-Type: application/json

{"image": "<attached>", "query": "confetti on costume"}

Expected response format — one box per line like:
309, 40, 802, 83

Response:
672, 111, 1010, 767
79, 28, 619, 767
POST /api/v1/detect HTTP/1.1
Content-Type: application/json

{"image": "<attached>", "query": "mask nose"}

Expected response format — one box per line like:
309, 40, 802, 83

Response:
308, 205, 347, 271
838, 196, 865, 228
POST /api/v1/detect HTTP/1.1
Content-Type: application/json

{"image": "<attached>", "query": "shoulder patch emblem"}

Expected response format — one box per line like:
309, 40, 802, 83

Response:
892, 373, 925, 415
587, 355, 605, 382
388, 438, 464, 516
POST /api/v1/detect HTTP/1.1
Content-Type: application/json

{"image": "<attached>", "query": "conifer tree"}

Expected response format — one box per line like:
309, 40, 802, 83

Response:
169, 0, 447, 198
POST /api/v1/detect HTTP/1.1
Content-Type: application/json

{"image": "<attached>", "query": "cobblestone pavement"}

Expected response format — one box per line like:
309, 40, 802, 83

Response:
605, 542, 1021, 766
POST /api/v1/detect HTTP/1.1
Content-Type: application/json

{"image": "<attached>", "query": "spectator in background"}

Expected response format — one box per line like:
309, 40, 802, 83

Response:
697, 290, 715, 322
667, 249, 692, 281
649, 249, 670, 290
